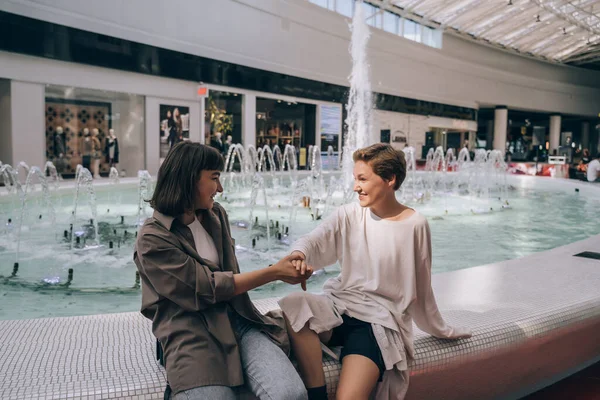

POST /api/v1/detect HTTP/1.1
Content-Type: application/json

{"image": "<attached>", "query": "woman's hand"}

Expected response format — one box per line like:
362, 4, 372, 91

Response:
289, 251, 313, 291
272, 253, 313, 290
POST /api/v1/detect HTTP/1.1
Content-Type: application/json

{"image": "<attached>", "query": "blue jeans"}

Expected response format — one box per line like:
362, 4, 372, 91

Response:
173, 312, 307, 400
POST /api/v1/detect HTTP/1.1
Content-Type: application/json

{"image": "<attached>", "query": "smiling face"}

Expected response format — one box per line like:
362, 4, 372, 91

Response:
194, 169, 223, 210
353, 160, 396, 208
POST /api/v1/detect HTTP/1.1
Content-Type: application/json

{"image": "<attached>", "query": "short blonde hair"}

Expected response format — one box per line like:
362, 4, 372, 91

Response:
353, 143, 406, 190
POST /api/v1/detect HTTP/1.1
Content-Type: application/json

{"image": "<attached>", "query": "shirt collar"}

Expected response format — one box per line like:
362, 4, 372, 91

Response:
153, 210, 176, 230
152, 207, 215, 231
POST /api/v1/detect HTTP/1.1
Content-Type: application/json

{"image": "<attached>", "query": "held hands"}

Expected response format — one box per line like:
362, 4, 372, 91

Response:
272, 251, 313, 291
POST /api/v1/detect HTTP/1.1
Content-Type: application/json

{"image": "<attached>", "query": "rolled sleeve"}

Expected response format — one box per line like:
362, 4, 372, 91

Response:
137, 233, 236, 311
211, 270, 235, 302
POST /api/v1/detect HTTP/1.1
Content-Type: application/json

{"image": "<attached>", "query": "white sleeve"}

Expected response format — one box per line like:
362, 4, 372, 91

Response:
291, 206, 343, 270
407, 220, 472, 339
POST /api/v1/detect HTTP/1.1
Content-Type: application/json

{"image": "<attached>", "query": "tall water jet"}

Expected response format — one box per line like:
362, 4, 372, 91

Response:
17, 161, 30, 184
326, 146, 336, 170
137, 170, 153, 227
272, 145, 283, 172
44, 161, 60, 190
402, 146, 417, 201
283, 144, 298, 185
342, 1, 373, 188
70, 166, 99, 249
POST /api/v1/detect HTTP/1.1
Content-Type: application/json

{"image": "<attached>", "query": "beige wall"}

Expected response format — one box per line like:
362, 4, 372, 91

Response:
2, 0, 600, 115
11, 81, 45, 168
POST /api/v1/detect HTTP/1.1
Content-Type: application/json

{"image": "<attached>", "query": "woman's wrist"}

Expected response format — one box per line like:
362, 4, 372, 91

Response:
264, 263, 279, 282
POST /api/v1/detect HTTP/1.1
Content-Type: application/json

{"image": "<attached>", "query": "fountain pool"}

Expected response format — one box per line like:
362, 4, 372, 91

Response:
1, 172, 599, 320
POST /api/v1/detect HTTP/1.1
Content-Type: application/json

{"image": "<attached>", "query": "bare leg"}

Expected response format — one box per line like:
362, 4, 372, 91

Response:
285, 317, 331, 388
336, 355, 380, 400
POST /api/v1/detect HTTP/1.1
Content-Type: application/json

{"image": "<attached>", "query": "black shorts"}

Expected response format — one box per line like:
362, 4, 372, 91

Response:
328, 314, 385, 380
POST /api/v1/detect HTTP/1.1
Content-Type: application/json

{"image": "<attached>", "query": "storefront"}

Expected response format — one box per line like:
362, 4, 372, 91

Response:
372, 110, 477, 158
45, 85, 145, 178
255, 97, 316, 150
204, 90, 243, 151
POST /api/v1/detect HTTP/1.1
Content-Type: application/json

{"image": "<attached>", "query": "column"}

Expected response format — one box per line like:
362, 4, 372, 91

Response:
468, 131, 476, 148
242, 93, 256, 147
493, 107, 508, 153
549, 114, 561, 153
581, 121, 590, 150
198, 98, 206, 144
11, 80, 45, 168
0, 80, 11, 165
315, 104, 322, 148
486, 120, 494, 150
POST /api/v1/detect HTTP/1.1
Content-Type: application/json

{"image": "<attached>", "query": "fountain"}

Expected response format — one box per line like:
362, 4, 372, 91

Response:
0, 0, 514, 309
342, 1, 373, 189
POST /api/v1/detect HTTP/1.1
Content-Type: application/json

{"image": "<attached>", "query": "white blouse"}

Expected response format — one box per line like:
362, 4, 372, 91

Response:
187, 217, 219, 265
279, 202, 471, 399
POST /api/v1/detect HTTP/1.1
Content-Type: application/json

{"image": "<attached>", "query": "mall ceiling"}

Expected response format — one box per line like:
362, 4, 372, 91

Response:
384, 0, 600, 69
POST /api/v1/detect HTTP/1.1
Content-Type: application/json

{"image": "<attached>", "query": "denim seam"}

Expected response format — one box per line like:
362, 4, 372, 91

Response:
245, 371, 275, 400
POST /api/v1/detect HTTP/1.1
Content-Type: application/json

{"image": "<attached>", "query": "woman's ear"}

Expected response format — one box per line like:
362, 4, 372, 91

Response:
388, 176, 396, 189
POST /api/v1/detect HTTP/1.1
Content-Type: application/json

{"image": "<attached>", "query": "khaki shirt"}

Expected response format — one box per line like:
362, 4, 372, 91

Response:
134, 203, 289, 394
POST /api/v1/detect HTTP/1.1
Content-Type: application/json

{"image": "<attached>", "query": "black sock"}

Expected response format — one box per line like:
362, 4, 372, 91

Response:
307, 385, 328, 400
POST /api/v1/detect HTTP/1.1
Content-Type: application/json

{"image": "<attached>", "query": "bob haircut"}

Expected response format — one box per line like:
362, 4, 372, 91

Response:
149, 142, 224, 216
353, 143, 407, 190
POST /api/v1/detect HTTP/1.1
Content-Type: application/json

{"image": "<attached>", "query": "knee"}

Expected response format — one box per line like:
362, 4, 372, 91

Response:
279, 291, 311, 312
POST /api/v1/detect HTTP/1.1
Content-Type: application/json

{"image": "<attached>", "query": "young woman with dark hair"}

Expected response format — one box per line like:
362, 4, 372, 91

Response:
279, 143, 472, 400
134, 142, 309, 400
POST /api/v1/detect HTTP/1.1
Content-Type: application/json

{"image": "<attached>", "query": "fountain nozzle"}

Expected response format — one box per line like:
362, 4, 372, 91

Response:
65, 268, 73, 287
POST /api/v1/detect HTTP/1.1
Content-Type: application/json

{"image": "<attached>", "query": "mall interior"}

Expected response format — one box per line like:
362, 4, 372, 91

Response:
0, 0, 599, 399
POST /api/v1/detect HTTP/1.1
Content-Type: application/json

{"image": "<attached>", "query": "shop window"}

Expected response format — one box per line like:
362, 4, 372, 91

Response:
204, 91, 243, 154
320, 104, 342, 152
256, 98, 316, 163
160, 104, 190, 162
45, 85, 145, 178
